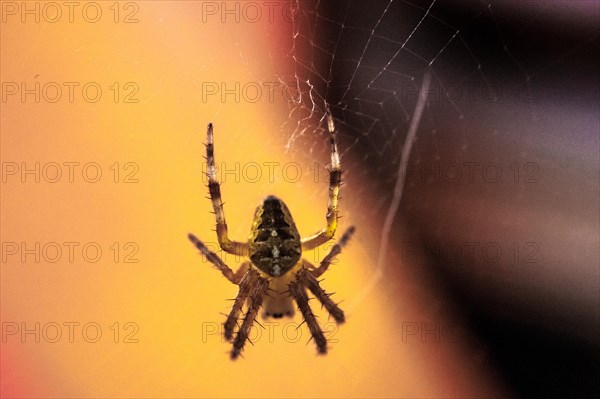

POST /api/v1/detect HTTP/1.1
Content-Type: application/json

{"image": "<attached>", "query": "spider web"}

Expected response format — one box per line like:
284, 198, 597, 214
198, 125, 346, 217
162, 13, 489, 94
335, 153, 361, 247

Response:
269, 0, 598, 306
277, 0, 538, 193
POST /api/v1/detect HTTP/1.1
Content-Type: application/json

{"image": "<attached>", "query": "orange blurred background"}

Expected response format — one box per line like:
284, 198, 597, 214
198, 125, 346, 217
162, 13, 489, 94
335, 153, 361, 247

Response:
1, 2, 506, 398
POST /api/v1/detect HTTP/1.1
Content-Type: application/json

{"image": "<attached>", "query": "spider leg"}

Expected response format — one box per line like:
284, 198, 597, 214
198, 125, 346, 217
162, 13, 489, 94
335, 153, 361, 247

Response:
205, 123, 249, 256
311, 225, 356, 278
188, 233, 246, 284
231, 269, 269, 359
223, 267, 254, 341
301, 109, 342, 250
233, 262, 250, 282
289, 278, 328, 354
297, 266, 345, 324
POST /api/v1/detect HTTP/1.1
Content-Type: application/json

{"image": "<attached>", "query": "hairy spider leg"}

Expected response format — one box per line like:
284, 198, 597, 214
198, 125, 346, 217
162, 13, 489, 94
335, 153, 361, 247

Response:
205, 123, 250, 256
289, 279, 328, 354
223, 265, 255, 341
231, 270, 269, 359
296, 267, 345, 324
310, 225, 356, 278
188, 233, 248, 284
301, 110, 342, 250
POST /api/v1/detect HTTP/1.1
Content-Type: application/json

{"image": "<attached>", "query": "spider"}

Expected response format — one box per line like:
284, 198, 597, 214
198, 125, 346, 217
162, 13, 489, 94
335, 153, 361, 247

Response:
188, 112, 355, 359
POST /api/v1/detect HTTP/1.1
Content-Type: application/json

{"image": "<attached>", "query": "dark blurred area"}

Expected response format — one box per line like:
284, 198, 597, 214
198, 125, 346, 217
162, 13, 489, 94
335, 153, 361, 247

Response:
292, 0, 599, 397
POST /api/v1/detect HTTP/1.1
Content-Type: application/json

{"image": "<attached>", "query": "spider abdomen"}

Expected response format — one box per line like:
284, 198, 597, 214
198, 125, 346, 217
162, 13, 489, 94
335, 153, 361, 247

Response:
249, 196, 301, 277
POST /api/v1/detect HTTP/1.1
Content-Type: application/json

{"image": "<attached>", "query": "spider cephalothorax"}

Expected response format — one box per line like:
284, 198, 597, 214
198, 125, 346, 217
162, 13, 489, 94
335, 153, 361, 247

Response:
188, 113, 355, 359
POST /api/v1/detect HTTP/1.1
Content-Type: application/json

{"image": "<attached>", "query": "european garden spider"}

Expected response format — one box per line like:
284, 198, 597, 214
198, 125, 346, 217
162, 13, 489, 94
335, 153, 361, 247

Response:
188, 112, 355, 359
